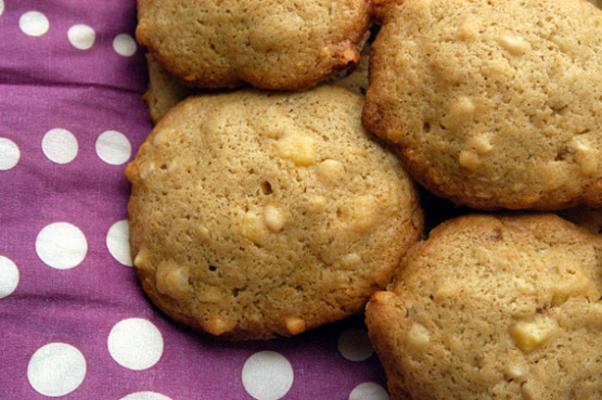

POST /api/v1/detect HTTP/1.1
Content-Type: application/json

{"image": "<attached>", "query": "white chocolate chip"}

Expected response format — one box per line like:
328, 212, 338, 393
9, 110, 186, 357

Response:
133, 248, 150, 269
445, 96, 476, 127
155, 261, 190, 300
455, 96, 475, 113
549, 34, 573, 55
537, 161, 569, 190
505, 364, 528, 380
264, 205, 286, 232
139, 161, 155, 179
467, 134, 493, 155
350, 195, 378, 232
285, 317, 306, 335
512, 182, 527, 192
551, 265, 596, 306
372, 291, 395, 305
521, 381, 543, 400
241, 211, 268, 245
499, 35, 530, 55
308, 195, 327, 211
509, 317, 556, 353
205, 315, 235, 335
342, 253, 361, 268
276, 134, 316, 166
571, 137, 599, 177
167, 160, 180, 173
198, 225, 210, 240
155, 128, 178, 146
561, 64, 584, 84
407, 322, 430, 350
485, 59, 512, 79
458, 149, 481, 170
434, 282, 459, 300
153, 130, 167, 146
457, 18, 479, 40
317, 159, 345, 184
319, 46, 332, 59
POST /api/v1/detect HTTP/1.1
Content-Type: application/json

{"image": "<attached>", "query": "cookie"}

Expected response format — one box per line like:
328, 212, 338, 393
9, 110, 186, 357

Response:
142, 54, 197, 125
366, 214, 602, 400
590, 0, 602, 9
560, 207, 602, 235
363, 0, 602, 210
126, 85, 423, 340
143, 46, 370, 125
136, 0, 371, 90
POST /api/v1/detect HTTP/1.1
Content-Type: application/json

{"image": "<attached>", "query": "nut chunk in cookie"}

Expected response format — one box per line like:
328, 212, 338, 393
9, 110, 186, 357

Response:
126, 85, 423, 340
136, 0, 371, 90
363, 0, 602, 210
366, 214, 602, 400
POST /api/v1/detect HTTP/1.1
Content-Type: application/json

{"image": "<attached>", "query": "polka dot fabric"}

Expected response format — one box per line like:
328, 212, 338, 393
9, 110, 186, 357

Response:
0, 1, 387, 400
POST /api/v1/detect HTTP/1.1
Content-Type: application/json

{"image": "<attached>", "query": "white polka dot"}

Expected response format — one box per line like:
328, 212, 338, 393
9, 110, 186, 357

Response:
68, 24, 95, 50
19, 11, 49, 37
27, 343, 86, 397
337, 328, 374, 362
42, 128, 78, 164
113, 33, 137, 56
0, 256, 19, 298
349, 382, 389, 400
95, 130, 131, 165
0, 1, 4, 17
242, 351, 294, 400
107, 220, 132, 266
108, 318, 164, 370
35, 222, 87, 270
119, 392, 173, 400
0, 138, 20, 170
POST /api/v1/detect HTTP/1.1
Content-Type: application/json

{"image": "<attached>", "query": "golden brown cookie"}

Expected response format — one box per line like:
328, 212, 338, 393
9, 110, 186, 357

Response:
126, 85, 423, 340
142, 45, 371, 125
366, 214, 602, 400
136, 0, 371, 90
363, 0, 602, 210
142, 54, 197, 124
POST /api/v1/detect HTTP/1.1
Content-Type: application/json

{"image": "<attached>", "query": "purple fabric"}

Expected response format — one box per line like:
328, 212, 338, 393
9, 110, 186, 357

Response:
0, 1, 387, 399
